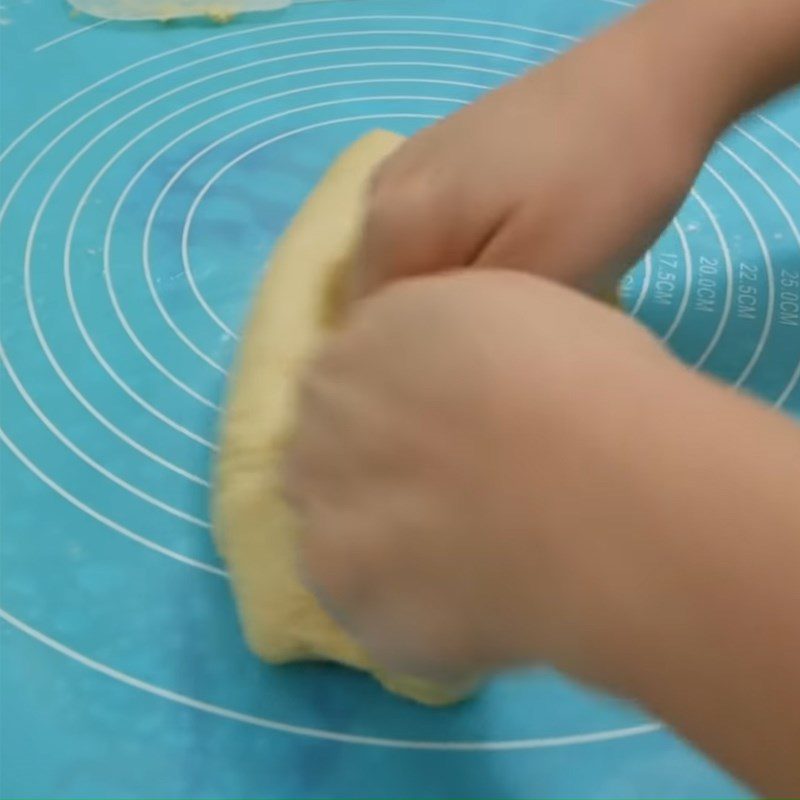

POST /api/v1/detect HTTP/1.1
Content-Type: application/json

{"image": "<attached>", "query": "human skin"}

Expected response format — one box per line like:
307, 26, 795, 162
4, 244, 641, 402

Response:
285, 0, 800, 794
353, 0, 800, 300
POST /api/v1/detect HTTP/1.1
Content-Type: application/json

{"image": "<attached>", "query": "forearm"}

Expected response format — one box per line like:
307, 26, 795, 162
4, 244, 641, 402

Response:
662, 0, 799, 124
575, 0, 800, 149
637, 0, 800, 129
607, 371, 800, 796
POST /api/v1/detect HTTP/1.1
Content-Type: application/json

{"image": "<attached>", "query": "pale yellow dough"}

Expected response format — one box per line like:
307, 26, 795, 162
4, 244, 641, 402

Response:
213, 131, 472, 706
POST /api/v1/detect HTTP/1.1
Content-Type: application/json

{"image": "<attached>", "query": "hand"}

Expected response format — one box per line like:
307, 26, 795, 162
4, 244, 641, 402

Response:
285, 269, 800, 795
284, 270, 673, 681
355, 15, 712, 299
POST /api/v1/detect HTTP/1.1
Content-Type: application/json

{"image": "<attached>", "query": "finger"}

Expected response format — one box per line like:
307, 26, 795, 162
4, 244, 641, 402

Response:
281, 402, 345, 516
281, 350, 369, 522
296, 504, 387, 627
352, 160, 500, 302
351, 186, 438, 301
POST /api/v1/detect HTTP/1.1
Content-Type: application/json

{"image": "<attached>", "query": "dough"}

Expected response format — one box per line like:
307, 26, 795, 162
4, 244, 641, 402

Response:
68, 0, 289, 21
213, 130, 473, 706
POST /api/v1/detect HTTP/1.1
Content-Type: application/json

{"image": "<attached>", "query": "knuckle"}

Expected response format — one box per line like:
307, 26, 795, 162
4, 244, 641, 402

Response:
365, 167, 440, 235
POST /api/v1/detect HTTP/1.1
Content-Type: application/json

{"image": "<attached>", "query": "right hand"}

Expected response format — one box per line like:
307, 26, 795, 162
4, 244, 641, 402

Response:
286, 270, 679, 682
354, 6, 719, 299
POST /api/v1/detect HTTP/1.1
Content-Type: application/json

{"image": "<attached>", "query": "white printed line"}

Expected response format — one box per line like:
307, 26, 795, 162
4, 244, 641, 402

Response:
177, 92, 472, 339
0, 14, 568, 167
0, 28, 549, 577
0, 606, 661, 750
0, 430, 225, 575
714, 136, 800, 407
776, 361, 800, 409
757, 113, 800, 151
34, 19, 109, 53
1, 344, 210, 525
734, 124, 799, 186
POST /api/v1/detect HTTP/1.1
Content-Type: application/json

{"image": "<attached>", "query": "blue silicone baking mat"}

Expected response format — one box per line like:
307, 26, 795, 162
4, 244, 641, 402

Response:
1, 0, 798, 797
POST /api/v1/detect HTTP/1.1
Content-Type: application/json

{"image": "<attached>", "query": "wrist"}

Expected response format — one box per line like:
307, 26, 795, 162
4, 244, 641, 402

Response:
589, 372, 800, 793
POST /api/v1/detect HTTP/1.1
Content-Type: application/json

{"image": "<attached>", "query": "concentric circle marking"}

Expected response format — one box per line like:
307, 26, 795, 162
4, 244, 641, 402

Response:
179, 96, 481, 338
0, 608, 661, 750
0, 344, 209, 527
83, 61, 518, 396
22, 36, 555, 438
734, 122, 799, 185
756, 112, 800, 150
10, 37, 549, 534
2, 11, 798, 756
5, 33, 554, 589
177, 78, 491, 337
166, 96, 464, 347
0, 430, 225, 575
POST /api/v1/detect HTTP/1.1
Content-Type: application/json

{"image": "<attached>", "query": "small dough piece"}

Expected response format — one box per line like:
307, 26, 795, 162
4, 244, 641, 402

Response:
213, 131, 473, 706
68, 0, 290, 21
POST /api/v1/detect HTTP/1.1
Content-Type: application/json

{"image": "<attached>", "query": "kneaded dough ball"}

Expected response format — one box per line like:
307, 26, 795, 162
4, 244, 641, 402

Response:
213, 130, 474, 706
